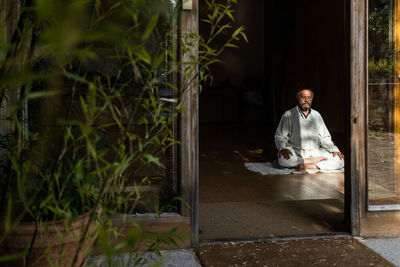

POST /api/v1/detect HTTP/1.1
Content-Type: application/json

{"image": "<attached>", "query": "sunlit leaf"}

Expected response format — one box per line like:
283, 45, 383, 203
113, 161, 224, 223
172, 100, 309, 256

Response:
143, 154, 164, 167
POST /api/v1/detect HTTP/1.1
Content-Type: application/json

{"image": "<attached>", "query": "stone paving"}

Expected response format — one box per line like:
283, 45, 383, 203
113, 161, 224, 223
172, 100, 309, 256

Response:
87, 249, 201, 267
361, 237, 400, 267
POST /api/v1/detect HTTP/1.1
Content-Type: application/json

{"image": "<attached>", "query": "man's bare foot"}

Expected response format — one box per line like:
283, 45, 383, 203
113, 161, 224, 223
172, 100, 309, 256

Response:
296, 163, 319, 171
296, 164, 306, 171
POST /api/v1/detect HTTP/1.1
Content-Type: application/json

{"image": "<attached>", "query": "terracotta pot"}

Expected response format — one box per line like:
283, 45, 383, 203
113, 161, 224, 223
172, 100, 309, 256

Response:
1, 209, 99, 267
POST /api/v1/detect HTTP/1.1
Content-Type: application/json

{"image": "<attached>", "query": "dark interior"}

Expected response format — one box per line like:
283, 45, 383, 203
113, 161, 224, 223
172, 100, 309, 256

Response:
199, 0, 349, 240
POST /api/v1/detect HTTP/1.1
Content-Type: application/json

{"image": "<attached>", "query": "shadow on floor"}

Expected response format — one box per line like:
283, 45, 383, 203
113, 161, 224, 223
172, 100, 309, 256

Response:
199, 123, 345, 240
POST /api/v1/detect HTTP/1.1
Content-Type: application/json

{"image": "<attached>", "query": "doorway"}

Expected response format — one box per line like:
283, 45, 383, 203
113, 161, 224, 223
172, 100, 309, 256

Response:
198, 0, 348, 240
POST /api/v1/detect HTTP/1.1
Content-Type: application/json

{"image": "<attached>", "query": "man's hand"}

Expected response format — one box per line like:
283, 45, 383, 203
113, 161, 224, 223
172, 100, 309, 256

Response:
332, 152, 344, 160
279, 149, 292, 160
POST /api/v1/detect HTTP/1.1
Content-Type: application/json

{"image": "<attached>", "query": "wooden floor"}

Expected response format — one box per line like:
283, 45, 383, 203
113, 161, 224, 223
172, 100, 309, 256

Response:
199, 124, 345, 240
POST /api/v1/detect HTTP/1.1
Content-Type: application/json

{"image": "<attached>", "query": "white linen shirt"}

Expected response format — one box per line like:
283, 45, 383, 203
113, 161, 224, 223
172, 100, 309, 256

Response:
274, 106, 340, 159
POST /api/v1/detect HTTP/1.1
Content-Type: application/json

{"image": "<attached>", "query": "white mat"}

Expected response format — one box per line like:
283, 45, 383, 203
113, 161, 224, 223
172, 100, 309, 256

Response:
244, 161, 344, 175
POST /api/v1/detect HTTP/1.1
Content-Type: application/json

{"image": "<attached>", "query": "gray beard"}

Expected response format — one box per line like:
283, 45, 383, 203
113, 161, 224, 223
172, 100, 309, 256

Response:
298, 103, 311, 111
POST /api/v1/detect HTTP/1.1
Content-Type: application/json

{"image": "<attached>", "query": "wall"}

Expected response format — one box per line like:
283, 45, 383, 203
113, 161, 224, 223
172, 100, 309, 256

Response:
200, 0, 347, 146
280, 0, 346, 137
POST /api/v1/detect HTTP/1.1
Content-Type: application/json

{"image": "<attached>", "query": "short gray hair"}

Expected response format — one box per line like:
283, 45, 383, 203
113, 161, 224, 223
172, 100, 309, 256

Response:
296, 88, 314, 99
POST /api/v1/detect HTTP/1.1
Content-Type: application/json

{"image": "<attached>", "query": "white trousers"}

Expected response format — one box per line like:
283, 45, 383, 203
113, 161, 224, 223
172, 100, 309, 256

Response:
277, 147, 344, 170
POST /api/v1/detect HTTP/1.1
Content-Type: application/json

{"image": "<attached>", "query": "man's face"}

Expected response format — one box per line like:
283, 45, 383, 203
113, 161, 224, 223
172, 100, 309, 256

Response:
297, 89, 313, 111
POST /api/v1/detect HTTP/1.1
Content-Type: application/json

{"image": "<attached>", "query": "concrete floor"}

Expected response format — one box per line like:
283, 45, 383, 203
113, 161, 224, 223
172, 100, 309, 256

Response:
88, 249, 201, 267
361, 238, 400, 266
199, 123, 345, 240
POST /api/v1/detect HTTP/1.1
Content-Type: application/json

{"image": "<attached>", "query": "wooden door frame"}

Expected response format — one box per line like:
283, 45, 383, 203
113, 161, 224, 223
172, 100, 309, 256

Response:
180, 0, 199, 246
180, 0, 386, 245
349, 0, 365, 236
350, 0, 400, 237
182, 0, 357, 246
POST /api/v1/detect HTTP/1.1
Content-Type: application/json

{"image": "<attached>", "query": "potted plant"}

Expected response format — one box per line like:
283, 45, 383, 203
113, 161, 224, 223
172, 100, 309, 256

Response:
0, 0, 246, 266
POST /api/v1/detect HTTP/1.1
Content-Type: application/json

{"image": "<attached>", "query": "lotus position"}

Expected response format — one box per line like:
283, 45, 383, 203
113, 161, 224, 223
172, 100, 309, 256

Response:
274, 88, 344, 171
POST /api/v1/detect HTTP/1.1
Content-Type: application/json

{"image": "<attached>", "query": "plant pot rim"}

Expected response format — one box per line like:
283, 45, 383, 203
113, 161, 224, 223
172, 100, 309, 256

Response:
12, 208, 101, 233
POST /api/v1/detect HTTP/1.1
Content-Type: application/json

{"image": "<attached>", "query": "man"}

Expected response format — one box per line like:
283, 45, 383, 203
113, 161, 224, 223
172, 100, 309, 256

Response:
274, 88, 344, 171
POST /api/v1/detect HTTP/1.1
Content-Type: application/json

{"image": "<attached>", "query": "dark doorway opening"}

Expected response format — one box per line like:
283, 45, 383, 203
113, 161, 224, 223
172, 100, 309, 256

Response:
199, 0, 348, 240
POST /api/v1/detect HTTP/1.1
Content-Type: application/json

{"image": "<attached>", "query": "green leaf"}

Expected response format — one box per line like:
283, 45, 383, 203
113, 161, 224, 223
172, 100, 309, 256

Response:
143, 14, 159, 40
226, 11, 235, 21
225, 43, 238, 48
80, 96, 89, 117
135, 47, 152, 65
138, 117, 148, 125
126, 228, 142, 248
143, 154, 164, 167
154, 52, 165, 67
232, 26, 245, 38
98, 226, 114, 259
201, 19, 212, 24
64, 71, 89, 84
240, 31, 248, 42
27, 90, 62, 99
211, 6, 219, 20
215, 24, 231, 37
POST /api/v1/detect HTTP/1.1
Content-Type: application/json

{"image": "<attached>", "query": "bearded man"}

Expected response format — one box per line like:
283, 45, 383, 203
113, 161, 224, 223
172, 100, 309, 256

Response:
274, 88, 344, 171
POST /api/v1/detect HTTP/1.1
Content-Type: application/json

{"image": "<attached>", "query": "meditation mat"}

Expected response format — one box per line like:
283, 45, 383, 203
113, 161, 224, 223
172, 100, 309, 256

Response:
244, 161, 344, 175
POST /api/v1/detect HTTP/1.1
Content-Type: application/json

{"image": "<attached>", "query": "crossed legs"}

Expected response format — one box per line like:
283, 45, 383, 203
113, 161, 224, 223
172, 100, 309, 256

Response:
277, 148, 344, 171
295, 156, 328, 170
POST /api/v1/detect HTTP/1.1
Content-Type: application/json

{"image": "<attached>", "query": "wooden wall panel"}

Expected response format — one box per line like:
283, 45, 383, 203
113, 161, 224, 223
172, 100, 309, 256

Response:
360, 213, 400, 237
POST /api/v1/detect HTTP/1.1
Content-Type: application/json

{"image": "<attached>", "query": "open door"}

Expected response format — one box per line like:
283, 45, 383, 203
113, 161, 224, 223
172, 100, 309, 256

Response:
352, 0, 400, 236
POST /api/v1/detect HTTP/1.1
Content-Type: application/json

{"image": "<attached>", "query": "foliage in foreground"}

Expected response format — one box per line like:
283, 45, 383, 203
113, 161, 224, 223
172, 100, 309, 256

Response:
0, 0, 246, 266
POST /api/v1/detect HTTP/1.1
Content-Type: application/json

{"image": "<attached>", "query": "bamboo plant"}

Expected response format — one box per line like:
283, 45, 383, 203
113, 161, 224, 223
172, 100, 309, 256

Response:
0, 0, 246, 266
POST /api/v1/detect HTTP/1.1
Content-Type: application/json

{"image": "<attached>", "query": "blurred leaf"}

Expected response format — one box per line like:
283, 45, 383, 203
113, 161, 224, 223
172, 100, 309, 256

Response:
27, 90, 62, 99
125, 227, 142, 249
143, 14, 159, 40
98, 226, 114, 259
135, 47, 152, 65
